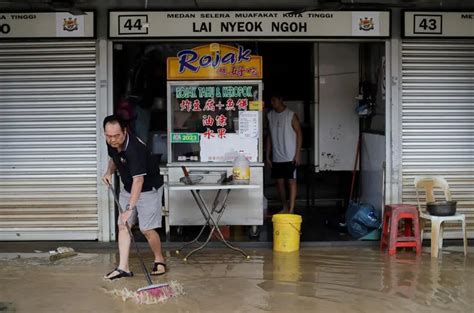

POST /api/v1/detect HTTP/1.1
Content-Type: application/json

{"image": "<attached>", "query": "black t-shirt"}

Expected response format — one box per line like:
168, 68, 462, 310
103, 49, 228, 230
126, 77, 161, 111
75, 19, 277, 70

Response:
107, 134, 163, 192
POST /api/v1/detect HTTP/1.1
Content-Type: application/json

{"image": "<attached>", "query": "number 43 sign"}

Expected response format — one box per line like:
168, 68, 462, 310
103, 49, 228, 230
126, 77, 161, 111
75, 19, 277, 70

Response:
413, 15, 442, 34
405, 11, 474, 38
118, 15, 148, 35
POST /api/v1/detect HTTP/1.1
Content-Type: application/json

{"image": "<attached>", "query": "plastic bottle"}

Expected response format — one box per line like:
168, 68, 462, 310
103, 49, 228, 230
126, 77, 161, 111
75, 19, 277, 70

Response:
232, 151, 250, 184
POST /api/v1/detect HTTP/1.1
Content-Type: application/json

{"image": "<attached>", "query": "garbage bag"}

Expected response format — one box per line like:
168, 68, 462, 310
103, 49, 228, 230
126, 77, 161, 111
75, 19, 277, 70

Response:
346, 201, 381, 239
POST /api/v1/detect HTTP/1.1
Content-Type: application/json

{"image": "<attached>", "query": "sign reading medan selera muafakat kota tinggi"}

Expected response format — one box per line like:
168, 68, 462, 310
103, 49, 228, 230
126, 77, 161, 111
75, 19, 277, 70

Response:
109, 11, 390, 38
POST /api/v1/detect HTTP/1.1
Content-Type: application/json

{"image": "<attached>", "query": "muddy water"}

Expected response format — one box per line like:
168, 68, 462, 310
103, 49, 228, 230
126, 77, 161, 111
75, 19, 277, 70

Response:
0, 246, 472, 313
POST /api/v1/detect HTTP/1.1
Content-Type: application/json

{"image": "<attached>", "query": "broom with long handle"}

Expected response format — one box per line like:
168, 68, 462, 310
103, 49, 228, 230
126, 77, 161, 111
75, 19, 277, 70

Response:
107, 182, 175, 298
349, 136, 361, 203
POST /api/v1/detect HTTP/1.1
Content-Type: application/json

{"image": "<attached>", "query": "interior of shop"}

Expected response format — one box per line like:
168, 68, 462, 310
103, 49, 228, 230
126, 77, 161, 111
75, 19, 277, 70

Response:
112, 40, 386, 242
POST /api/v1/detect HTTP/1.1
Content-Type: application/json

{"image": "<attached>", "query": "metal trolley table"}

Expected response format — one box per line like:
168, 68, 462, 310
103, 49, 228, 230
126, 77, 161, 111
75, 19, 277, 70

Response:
167, 183, 260, 261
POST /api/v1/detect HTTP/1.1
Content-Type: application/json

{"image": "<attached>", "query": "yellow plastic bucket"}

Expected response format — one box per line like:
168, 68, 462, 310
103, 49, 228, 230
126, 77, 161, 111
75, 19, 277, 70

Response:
272, 214, 302, 252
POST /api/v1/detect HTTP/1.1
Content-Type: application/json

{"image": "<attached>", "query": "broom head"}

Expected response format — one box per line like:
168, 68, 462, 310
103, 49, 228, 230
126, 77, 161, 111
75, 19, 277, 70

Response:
137, 283, 176, 298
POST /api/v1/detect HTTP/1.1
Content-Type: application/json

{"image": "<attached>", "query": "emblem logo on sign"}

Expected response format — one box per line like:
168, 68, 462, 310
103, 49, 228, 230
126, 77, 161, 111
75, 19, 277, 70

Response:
63, 17, 79, 31
359, 17, 374, 31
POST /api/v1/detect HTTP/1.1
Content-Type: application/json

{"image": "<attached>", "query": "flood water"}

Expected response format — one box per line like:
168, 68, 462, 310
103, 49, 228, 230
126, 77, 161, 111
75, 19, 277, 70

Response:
0, 246, 472, 312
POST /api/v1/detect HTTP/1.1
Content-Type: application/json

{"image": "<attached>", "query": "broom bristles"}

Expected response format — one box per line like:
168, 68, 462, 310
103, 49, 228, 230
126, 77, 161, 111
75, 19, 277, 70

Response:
137, 283, 175, 298
106, 280, 184, 304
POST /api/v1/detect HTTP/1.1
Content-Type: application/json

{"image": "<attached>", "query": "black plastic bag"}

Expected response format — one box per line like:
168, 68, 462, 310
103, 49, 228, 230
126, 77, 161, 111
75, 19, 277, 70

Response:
346, 201, 381, 239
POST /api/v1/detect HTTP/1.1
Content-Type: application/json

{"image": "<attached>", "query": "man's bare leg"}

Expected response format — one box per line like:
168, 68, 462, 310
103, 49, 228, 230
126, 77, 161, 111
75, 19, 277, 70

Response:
143, 229, 166, 274
104, 224, 131, 278
288, 178, 297, 214
276, 178, 288, 213
143, 229, 164, 262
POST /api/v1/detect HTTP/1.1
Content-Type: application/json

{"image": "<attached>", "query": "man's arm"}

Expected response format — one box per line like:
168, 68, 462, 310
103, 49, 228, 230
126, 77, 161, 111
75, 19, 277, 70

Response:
119, 175, 143, 223
128, 175, 144, 209
102, 158, 117, 185
292, 114, 303, 166
265, 118, 272, 168
125, 140, 148, 212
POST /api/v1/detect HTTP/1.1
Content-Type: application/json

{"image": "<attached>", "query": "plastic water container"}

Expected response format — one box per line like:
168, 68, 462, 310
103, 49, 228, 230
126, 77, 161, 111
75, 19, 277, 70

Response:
232, 151, 250, 184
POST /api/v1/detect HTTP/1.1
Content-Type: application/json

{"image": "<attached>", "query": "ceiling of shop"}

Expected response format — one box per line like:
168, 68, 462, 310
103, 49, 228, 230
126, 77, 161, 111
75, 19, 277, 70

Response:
0, 0, 473, 11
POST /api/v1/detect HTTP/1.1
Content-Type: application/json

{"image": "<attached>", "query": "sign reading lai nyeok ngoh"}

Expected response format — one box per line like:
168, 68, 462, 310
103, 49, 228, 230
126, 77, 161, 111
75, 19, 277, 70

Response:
167, 43, 263, 80
108, 11, 390, 38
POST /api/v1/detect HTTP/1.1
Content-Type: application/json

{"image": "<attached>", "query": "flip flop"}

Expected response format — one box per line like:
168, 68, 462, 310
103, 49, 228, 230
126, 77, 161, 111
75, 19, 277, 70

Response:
104, 268, 134, 280
151, 262, 167, 276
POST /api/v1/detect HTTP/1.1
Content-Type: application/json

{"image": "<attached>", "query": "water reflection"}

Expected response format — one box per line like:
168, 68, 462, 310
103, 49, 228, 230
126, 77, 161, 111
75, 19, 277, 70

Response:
272, 251, 301, 282
381, 254, 422, 299
258, 247, 473, 312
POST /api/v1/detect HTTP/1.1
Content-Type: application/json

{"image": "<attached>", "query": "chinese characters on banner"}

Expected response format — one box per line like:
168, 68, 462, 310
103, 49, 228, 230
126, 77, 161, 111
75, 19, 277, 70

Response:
176, 84, 257, 140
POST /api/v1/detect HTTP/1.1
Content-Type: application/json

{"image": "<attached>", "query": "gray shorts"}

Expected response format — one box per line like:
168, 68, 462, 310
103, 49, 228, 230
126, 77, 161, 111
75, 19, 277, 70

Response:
118, 186, 163, 231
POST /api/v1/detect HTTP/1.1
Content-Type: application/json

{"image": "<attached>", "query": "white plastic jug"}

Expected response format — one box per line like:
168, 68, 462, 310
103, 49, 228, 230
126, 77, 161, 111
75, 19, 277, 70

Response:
232, 151, 250, 184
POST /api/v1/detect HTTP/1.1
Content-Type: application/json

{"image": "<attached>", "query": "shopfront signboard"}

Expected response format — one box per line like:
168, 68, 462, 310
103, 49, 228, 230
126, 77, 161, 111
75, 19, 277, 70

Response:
109, 10, 390, 38
167, 44, 262, 80
404, 11, 474, 38
0, 12, 95, 38
168, 81, 261, 163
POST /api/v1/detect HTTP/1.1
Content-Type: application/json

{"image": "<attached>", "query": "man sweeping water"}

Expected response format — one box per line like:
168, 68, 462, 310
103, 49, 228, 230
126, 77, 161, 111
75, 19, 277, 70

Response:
102, 115, 167, 280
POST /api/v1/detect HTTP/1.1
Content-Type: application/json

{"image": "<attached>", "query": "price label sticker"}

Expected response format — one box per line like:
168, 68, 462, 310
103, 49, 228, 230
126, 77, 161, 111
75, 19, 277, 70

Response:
249, 101, 262, 111
118, 15, 148, 35
171, 133, 200, 143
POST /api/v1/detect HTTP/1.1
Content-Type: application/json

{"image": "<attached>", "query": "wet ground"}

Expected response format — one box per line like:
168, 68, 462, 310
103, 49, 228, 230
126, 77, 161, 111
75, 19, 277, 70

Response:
0, 245, 473, 313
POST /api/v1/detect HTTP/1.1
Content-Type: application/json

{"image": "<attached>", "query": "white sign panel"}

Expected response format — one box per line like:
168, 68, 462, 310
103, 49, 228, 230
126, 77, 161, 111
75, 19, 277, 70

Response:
0, 12, 94, 38
404, 11, 474, 37
109, 11, 390, 38
200, 133, 258, 163
239, 111, 259, 139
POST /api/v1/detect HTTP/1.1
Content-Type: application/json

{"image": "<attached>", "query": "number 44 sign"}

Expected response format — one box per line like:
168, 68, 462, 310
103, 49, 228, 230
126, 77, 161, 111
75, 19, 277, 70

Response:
118, 15, 148, 35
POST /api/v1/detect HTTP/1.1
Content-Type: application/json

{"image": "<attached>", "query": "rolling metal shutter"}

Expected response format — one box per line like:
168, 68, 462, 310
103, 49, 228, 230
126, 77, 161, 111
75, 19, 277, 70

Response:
0, 41, 98, 240
401, 40, 474, 238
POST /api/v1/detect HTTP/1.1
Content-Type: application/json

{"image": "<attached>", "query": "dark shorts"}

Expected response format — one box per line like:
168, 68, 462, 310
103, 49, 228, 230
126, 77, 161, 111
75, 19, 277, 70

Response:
271, 162, 297, 179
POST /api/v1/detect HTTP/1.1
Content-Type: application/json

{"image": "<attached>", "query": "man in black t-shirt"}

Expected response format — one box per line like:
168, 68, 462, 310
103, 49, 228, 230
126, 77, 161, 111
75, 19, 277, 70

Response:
102, 115, 167, 280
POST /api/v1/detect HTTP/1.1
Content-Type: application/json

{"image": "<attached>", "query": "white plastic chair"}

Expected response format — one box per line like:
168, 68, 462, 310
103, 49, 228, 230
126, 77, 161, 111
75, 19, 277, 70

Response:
414, 176, 467, 258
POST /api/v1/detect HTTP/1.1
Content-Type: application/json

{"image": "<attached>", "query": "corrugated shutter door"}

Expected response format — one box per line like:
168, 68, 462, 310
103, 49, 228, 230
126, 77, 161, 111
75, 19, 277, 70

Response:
401, 40, 474, 238
0, 41, 98, 240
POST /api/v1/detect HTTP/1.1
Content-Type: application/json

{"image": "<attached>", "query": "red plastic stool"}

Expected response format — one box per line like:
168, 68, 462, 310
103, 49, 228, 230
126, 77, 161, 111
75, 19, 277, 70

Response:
380, 204, 421, 255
